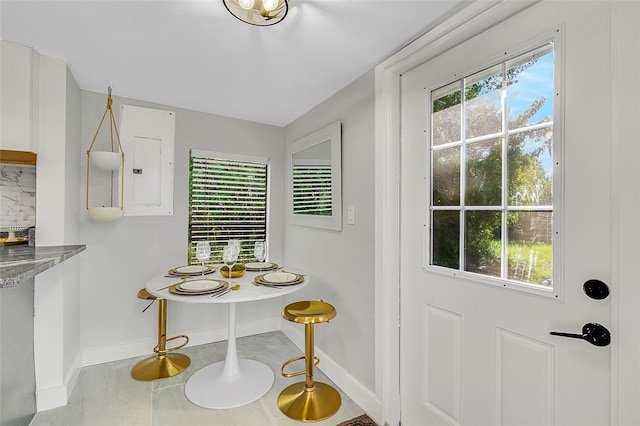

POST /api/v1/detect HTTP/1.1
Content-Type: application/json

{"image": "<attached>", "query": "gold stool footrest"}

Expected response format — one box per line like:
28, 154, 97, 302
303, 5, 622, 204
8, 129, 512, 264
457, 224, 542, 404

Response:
154, 334, 189, 355
281, 355, 320, 378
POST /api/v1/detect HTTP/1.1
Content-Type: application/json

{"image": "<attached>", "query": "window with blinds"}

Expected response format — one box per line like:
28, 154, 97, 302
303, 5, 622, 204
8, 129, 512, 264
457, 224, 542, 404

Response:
188, 150, 268, 265
292, 163, 332, 216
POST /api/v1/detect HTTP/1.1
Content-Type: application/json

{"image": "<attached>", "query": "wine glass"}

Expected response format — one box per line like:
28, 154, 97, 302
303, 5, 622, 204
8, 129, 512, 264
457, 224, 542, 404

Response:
228, 239, 241, 258
195, 241, 211, 278
222, 245, 238, 283
254, 241, 266, 264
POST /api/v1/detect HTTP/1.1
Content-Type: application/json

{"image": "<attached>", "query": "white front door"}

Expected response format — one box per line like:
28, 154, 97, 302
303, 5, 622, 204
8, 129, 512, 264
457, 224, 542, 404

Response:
399, 3, 615, 425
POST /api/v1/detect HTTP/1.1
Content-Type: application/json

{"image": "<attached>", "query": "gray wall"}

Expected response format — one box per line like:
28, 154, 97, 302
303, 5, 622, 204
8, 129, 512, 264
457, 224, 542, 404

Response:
284, 70, 376, 391
29, 50, 377, 407
77, 69, 377, 397
78, 91, 286, 359
0, 278, 36, 425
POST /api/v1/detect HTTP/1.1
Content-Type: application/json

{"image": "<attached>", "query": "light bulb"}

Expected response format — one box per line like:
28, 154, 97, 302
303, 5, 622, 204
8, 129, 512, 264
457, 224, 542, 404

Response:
238, 0, 254, 10
262, 0, 279, 12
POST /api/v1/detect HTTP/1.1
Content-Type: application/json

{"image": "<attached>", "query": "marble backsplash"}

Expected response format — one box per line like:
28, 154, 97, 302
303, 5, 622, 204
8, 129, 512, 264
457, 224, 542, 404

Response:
0, 164, 36, 229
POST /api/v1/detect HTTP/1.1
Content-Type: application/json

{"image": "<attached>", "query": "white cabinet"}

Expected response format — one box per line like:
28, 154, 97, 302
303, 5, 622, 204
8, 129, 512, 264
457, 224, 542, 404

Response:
0, 41, 38, 153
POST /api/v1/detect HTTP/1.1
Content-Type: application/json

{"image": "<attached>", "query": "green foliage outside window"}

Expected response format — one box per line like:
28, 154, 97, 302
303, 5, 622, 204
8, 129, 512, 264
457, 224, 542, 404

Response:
188, 153, 268, 265
430, 44, 554, 287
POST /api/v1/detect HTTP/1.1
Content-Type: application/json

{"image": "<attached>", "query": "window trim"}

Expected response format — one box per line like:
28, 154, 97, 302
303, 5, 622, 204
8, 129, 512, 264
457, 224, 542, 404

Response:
422, 26, 565, 300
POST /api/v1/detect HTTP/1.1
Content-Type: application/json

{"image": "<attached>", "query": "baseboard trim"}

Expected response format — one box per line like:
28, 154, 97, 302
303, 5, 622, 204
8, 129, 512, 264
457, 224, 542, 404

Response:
81, 317, 282, 367
281, 321, 383, 423
36, 318, 282, 412
35, 319, 377, 418
35, 352, 82, 411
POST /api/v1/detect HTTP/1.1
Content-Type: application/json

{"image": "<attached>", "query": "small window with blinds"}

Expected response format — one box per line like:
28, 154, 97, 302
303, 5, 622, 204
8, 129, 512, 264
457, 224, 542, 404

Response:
188, 150, 268, 264
292, 163, 332, 215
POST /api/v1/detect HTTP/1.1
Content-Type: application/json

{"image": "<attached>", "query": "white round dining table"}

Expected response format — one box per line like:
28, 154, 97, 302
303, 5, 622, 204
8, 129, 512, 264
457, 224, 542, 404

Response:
145, 267, 308, 409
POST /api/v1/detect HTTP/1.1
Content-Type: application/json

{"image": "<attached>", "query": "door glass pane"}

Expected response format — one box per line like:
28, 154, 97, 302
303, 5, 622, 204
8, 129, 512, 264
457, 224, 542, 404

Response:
507, 44, 554, 129
433, 210, 460, 269
507, 211, 553, 286
465, 64, 503, 139
428, 42, 555, 291
508, 130, 553, 206
464, 210, 501, 277
432, 82, 461, 146
465, 138, 502, 206
433, 146, 460, 206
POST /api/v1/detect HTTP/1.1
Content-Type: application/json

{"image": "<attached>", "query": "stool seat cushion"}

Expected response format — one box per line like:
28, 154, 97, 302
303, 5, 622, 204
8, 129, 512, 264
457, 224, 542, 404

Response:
282, 301, 336, 324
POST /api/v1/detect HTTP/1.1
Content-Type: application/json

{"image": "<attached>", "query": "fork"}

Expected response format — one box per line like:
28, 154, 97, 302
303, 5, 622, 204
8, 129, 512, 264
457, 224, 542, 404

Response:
282, 269, 307, 276
155, 283, 176, 291
252, 282, 284, 289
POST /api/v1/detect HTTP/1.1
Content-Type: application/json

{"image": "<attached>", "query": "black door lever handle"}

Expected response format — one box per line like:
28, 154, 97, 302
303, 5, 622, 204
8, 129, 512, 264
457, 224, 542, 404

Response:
550, 322, 610, 347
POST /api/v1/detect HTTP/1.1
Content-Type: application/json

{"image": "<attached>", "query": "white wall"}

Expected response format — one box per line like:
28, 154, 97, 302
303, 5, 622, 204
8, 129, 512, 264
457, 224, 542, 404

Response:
62, 66, 83, 400
78, 92, 286, 365
283, 71, 377, 409
610, 1, 640, 424
33, 50, 84, 411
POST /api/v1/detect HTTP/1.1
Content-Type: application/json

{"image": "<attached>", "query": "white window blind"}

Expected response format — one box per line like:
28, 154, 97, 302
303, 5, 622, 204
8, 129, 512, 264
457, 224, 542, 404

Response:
189, 151, 268, 264
292, 163, 332, 216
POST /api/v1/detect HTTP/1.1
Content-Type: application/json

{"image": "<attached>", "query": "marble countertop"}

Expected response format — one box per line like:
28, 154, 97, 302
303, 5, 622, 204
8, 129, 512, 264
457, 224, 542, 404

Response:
0, 245, 86, 288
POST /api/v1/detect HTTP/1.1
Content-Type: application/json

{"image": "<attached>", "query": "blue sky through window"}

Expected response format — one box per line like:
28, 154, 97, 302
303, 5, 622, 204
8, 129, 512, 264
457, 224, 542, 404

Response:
507, 51, 554, 125
507, 50, 554, 174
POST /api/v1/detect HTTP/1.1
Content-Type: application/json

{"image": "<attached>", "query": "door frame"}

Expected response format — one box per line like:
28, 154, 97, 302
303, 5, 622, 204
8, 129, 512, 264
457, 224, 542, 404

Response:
373, 1, 638, 424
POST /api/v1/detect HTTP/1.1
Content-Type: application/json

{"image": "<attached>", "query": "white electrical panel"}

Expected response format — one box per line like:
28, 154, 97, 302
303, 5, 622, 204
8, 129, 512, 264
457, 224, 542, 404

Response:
119, 105, 175, 216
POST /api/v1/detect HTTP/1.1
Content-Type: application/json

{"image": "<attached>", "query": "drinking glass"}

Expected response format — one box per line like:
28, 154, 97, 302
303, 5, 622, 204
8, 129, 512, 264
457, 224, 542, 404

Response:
222, 245, 238, 282
254, 241, 266, 263
228, 239, 241, 259
195, 241, 211, 277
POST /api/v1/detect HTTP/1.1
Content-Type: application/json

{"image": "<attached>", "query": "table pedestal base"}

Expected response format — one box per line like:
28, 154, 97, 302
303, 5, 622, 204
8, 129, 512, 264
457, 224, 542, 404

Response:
185, 359, 274, 409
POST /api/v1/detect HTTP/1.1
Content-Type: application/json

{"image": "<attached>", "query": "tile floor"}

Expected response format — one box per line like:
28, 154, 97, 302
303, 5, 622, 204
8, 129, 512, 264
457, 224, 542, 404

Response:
30, 331, 366, 426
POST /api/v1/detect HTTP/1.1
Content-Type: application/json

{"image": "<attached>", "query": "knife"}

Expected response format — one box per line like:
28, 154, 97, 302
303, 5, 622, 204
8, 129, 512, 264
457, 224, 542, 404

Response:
212, 288, 232, 297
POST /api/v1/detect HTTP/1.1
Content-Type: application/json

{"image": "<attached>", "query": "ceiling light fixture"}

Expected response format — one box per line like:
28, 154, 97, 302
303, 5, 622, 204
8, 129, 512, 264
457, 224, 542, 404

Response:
223, 0, 289, 26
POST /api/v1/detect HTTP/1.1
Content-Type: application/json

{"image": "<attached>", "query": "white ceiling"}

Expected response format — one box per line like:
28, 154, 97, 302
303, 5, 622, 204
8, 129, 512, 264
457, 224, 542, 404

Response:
1, 0, 467, 127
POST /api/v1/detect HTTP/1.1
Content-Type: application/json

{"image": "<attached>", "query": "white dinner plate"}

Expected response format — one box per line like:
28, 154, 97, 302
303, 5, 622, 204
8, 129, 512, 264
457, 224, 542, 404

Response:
261, 272, 297, 284
244, 262, 277, 271
174, 265, 208, 274
178, 279, 224, 292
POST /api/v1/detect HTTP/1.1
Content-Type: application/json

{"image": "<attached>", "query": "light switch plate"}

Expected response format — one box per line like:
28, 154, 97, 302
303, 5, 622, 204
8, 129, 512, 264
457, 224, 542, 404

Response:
347, 206, 355, 225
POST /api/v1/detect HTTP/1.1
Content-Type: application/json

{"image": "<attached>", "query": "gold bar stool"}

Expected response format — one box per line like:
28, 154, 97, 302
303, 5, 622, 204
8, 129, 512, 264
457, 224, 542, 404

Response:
278, 300, 341, 422
131, 288, 190, 381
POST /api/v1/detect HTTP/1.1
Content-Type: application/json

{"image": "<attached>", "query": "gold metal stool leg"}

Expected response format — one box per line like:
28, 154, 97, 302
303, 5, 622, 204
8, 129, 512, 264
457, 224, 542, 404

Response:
131, 298, 190, 381
277, 322, 342, 422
